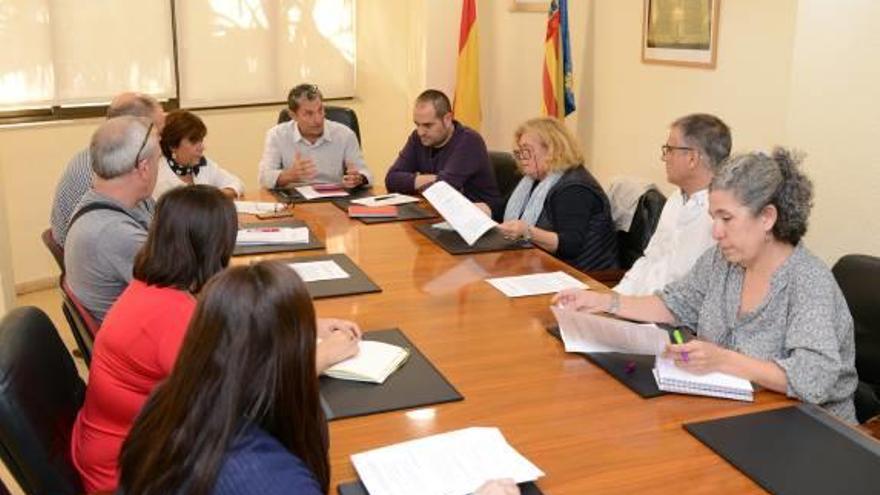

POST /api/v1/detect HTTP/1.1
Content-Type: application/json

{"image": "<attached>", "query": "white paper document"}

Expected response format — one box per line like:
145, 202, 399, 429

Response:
233, 201, 285, 215
551, 306, 669, 355
351, 427, 544, 495
236, 227, 309, 245
323, 341, 410, 384
352, 193, 420, 207
654, 355, 754, 401
295, 185, 350, 199
486, 271, 587, 298
422, 181, 497, 246
287, 260, 350, 282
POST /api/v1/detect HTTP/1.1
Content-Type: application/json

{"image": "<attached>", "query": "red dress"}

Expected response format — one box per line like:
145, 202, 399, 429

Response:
70, 279, 196, 492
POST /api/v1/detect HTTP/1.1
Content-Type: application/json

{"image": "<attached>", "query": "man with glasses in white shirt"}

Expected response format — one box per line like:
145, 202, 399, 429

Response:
614, 113, 731, 296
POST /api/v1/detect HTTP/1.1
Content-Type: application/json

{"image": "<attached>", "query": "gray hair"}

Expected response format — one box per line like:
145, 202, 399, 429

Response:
107, 93, 161, 119
672, 113, 732, 173
711, 147, 814, 245
90, 116, 159, 180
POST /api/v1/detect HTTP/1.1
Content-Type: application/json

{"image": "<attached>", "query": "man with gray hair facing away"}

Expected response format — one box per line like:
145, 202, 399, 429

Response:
50, 92, 165, 246
64, 116, 161, 324
615, 113, 731, 296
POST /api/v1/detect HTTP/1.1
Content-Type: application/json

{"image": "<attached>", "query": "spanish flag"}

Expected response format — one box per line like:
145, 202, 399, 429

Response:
542, 0, 575, 118
453, 0, 481, 130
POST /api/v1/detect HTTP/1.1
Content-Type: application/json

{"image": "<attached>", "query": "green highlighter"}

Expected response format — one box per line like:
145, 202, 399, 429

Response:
672, 329, 689, 362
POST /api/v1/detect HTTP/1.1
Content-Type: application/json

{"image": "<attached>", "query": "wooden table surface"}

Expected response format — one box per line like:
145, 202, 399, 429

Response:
238, 195, 792, 494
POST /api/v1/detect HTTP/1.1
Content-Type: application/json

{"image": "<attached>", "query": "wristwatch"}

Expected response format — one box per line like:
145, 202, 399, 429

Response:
607, 292, 621, 315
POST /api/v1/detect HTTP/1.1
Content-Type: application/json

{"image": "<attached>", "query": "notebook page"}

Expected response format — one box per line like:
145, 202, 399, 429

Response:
323, 341, 409, 383
655, 355, 753, 401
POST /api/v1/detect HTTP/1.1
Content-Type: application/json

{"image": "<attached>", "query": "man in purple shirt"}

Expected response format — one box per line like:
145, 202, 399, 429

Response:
385, 89, 501, 215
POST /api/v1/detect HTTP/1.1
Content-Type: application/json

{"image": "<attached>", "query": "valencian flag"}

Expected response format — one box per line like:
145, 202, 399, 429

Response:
453, 0, 481, 130
542, 0, 575, 118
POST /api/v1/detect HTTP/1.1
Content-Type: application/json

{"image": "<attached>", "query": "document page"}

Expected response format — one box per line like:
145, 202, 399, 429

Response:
233, 201, 285, 214
422, 181, 496, 245
236, 227, 309, 245
323, 340, 410, 383
486, 271, 587, 298
287, 260, 350, 282
352, 427, 544, 495
295, 185, 350, 199
551, 306, 669, 355
352, 193, 420, 207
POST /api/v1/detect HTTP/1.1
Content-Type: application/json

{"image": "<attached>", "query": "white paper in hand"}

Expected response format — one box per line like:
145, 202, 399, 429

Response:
551, 305, 669, 355
422, 181, 496, 246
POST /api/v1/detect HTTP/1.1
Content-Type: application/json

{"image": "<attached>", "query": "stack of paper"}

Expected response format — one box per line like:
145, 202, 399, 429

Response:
422, 181, 497, 245
295, 184, 350, 199
551, 306, 669, 355
352, 193, 420, 207
287, 260, 350, 282
236, 227, 309, 245
486, 271, 587, 298
653, 355, 754, 402
351, 427, 544, 495
323, 340, 410, 384
234, 201, 284, 215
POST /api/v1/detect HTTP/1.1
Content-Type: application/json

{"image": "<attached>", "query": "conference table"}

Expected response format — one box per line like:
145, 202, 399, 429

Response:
236, 192, 793, 494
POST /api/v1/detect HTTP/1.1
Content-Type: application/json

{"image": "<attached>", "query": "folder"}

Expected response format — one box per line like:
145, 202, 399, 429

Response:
320, 328, 463, 420
270, 185, 373, 204
414, 223, 532, 255
684, 405, 880, 495
233, 219, 324, 255
546, 324, 665, 398
278, 253, 381, 299
336, 480, 544, 495
332, 198, 437, 224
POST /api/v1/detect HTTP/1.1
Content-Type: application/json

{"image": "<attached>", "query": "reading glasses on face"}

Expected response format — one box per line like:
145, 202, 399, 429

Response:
660, 144, 693, 157
513, 148, 533, 161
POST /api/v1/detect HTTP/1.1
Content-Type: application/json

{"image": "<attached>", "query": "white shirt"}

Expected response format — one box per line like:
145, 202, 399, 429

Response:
257, 119, 371, 189
153, 156, 245, 199
614, 189, 715, 296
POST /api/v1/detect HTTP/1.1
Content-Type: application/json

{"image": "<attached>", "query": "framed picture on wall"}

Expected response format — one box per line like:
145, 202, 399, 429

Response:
509, 0, 549, 13
642, 0, 720, 68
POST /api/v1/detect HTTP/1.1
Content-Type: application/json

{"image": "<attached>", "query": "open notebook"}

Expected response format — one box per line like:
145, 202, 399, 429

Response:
653, 355, 753, 402
323, 341, 410, 384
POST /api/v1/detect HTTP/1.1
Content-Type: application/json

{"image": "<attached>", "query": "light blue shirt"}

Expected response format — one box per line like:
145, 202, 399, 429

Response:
257, 119, 371, 188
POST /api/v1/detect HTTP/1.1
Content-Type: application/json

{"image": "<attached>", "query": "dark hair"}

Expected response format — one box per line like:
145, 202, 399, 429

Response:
711, 147, 814, 245
672, 113, 732, 172
415, 89, 452, 118
119, 261, 329, 495
287, 83, 323, 113
160, 110, 208, 159
133, 185, 237, 293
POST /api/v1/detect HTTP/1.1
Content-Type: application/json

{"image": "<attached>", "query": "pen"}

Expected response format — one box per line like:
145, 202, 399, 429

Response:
246, 228, 280, 233
371, 194, 395, 201
672, 329, 689, 363
624, 361, 637, 375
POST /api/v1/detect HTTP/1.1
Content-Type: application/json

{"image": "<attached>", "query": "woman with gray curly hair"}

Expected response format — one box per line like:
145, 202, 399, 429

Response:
554, 148, 857, 422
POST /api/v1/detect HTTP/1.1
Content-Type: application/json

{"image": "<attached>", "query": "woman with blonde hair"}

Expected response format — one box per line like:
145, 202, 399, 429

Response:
499, 117, 617, 271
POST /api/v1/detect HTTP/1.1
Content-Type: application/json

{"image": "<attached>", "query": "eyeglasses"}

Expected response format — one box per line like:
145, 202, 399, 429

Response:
513, 148, 533, 161
661, 144, 694, 157
133, 122, 154, 170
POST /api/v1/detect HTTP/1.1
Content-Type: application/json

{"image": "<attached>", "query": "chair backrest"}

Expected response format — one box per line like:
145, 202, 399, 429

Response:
0, 307, 85, 494
617, 188, 666, 269
277, 105, 362, 145
488, 151, 522, 203
41, 229, 65, 274
60, 278, 97, 365
832, 254, 880, 422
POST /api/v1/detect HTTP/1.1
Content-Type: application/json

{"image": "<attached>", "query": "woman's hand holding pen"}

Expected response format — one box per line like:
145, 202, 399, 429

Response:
665, 339, 732, 375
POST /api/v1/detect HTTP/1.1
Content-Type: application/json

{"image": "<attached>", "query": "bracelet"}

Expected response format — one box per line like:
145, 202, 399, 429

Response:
607, 292, 621, 315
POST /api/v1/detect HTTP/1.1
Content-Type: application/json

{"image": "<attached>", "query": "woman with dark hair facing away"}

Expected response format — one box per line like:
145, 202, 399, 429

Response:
555, 149, 857, 422
153, 109, 244, 199
118, 261, 520, 495
70, 186, 361, 492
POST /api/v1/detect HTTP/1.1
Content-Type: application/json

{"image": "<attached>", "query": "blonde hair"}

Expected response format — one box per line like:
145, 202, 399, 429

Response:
513, 117, 584, 172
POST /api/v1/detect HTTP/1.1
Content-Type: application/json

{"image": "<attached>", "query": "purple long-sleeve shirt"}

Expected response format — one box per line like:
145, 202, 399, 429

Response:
385, 121, 501, 211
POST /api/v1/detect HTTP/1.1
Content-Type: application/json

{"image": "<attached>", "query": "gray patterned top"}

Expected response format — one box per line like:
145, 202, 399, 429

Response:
660, 244, 857, 422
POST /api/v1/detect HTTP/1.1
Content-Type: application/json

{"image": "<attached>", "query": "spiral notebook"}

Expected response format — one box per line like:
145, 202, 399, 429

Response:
653, 355, 753, 402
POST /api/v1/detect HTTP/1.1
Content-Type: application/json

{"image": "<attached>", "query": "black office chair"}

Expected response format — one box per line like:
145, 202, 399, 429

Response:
277, 105, 362, 145
41, 228, 65, 274
488, 151, 522, 203
832, 254, 880, 423
0, 307, 86, 494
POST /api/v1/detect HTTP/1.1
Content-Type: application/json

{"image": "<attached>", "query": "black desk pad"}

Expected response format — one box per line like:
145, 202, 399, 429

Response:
546, 324, 665, 398
414, 222, 532, 255
320, 328, 463, 421
270, 185, 373, 204
685, 405, 880, 495
337, 480, 543, 495
278, 253, 381, 299
233, 219, 324, 256
330, 198, 438, 224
